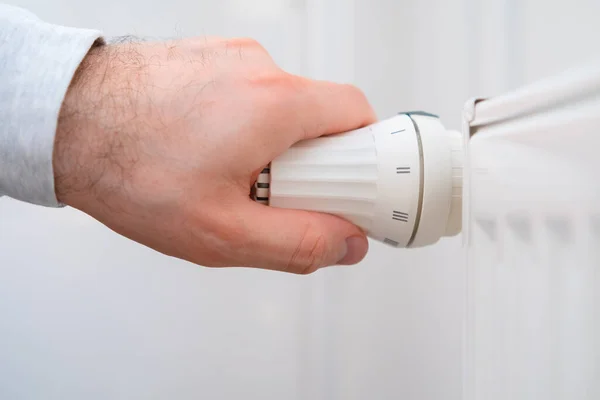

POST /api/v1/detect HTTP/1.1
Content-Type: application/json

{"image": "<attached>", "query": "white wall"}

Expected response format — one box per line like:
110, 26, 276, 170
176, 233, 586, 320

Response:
1, 1, 599, 399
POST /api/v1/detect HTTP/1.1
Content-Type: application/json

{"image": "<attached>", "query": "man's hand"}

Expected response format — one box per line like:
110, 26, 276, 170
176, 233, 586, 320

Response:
53, 37, 375, 274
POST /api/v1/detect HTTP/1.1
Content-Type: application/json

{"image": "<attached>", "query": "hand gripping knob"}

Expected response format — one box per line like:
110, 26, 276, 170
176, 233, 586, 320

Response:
253, 113, 463, 248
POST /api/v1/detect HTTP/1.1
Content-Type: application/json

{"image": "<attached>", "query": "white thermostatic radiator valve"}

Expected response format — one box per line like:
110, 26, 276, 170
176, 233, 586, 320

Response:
253, 112, 463, 248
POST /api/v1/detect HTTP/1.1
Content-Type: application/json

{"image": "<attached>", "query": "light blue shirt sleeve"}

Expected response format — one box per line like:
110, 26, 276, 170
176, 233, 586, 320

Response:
0, 4, 103, 206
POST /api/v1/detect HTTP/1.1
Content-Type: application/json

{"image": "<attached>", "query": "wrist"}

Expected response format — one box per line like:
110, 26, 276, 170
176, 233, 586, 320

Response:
53, 43, 116, 208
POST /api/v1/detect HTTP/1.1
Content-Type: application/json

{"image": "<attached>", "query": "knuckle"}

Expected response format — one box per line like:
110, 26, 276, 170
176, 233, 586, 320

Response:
252, 70, 298, 89
229, 37, 266, 52
282, 74, 309, 93
287, 223, 329, 275
342, 83, 367, 100
248, 72, 302, 110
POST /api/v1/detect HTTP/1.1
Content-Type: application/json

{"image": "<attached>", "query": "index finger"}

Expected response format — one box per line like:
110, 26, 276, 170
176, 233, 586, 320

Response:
284, 77, 378, 143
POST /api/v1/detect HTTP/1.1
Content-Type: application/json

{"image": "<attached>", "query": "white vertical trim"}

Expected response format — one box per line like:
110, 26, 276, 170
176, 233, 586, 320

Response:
470, 1, 514, 96
305, 0, 355, 82
504, 0, 524, 89
463, 2, 520, 397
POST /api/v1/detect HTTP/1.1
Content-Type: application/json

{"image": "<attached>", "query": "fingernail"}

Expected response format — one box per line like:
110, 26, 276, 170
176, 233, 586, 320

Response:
337, 236, 369, 265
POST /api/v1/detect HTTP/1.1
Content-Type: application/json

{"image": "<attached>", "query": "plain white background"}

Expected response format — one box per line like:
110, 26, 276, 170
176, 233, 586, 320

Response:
1, 1, 599, 399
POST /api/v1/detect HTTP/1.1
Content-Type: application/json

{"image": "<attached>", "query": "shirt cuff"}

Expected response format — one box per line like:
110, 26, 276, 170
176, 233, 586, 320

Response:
0, 6, 103, 207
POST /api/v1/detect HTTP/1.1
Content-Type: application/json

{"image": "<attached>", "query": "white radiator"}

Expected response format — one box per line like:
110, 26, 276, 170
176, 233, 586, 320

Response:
463, 63, 600, 400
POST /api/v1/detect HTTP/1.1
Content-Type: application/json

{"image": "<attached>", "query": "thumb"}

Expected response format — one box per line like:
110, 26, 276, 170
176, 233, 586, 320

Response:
237, 201, 369, 274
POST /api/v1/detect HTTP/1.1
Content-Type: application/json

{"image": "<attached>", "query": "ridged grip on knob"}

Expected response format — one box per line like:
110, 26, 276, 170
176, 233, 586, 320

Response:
269, 127, 379, 230
255, 113, 463, 248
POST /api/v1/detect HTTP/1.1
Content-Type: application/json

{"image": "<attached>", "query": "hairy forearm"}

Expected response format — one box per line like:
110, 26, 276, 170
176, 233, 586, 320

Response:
54, 42, 147, 209
54, 43, 104, 205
